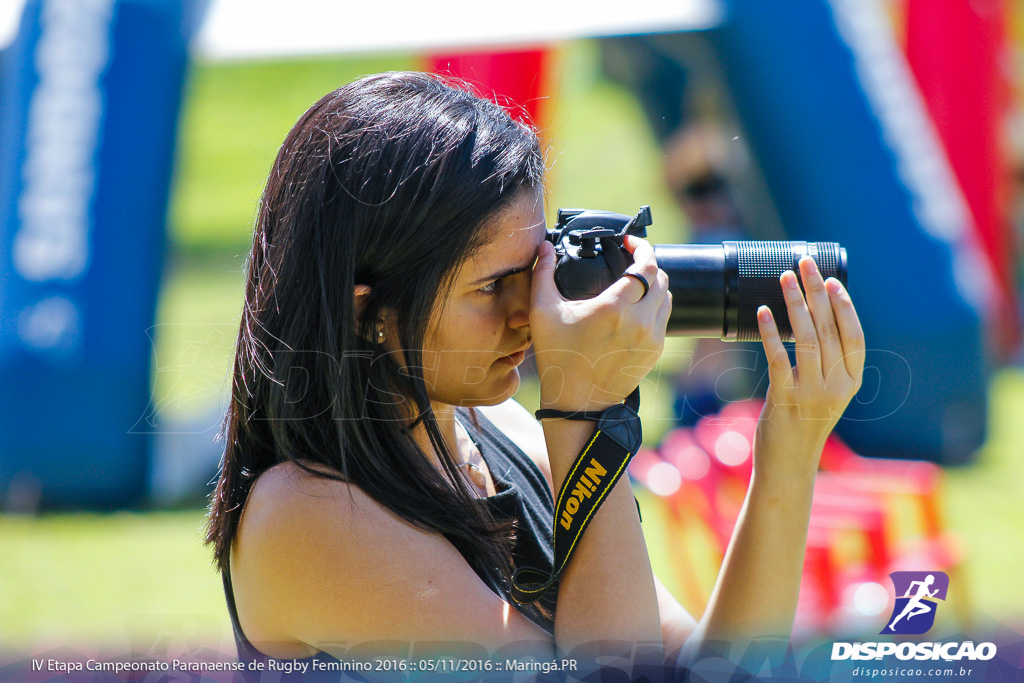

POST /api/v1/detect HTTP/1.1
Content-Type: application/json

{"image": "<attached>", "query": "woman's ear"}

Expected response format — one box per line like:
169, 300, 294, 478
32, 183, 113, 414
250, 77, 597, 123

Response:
355, 285, 389, 345
354, 285, 372, 320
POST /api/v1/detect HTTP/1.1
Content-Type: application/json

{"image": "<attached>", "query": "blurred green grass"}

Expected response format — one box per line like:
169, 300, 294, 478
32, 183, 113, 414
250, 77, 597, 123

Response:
170, 53, 418, 252
0, 511, 227, 649
2, 43, 1022, 650
942, 369, 1024, 619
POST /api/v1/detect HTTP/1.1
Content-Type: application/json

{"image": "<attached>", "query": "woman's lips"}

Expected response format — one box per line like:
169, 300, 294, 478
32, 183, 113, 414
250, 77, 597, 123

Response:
499, 348, 529, 366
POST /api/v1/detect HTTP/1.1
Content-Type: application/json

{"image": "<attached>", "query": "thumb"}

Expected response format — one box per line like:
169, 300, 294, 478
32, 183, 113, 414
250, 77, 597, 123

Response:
531, 240, 561, 307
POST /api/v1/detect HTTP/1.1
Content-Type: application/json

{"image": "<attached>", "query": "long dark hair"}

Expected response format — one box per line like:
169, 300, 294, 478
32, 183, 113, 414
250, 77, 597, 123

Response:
205, 72, 544, 588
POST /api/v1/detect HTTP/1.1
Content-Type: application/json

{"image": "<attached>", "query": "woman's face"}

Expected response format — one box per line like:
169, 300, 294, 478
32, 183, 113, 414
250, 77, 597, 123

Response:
420, 189, 547, 408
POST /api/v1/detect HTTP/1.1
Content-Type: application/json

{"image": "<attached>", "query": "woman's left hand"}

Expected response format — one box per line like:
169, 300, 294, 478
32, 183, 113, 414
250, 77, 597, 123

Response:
754, 255, 865, 482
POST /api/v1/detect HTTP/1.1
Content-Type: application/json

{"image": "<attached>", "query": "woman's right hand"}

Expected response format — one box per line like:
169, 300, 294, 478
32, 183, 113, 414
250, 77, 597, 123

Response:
529, 235, 672, 413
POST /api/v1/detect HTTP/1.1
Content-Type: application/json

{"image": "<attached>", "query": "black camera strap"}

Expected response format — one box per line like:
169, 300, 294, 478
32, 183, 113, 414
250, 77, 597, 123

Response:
511, 388, 642, 605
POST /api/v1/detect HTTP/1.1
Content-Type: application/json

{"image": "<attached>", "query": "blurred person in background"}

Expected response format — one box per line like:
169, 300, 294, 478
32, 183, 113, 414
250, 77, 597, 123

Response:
600, 34, 782, 424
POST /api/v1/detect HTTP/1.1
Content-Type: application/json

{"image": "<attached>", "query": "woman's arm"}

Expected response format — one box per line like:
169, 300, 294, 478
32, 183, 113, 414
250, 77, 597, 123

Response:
684, 256, 864, 647
538, 419, 664, 652
479, 401, 701, 654
527, 235, 671, 656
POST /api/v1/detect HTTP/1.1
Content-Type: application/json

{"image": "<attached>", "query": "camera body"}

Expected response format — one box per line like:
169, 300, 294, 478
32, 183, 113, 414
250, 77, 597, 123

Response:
546, 206, 848, 342
545, 206, 652, 300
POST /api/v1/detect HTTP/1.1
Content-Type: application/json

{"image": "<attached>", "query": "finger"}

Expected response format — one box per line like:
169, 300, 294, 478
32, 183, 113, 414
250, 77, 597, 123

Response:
798, 256, 843, 380
780, 269, 822, 387
603, 236, 659, 305
757, 305, 794, 389
655, 282, 672, 332
825, 277, 865, 383
623, 235, 659, 279
604, 269, 650, 304
604, 258, 663, 309
530, 240, 562, 307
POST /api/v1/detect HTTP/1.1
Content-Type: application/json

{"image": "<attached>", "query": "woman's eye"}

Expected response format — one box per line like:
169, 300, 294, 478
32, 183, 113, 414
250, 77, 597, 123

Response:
478, 269, 526, 296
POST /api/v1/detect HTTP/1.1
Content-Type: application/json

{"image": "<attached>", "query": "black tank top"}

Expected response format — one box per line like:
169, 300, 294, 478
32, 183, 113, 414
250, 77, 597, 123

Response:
221, 408, 559, 675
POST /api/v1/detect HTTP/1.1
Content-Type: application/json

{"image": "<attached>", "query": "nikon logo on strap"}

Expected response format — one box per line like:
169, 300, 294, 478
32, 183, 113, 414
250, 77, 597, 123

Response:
560, 458, 607, 531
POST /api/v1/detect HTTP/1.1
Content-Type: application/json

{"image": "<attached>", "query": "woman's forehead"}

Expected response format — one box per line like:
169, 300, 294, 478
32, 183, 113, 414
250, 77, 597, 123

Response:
462, 192, 546, 280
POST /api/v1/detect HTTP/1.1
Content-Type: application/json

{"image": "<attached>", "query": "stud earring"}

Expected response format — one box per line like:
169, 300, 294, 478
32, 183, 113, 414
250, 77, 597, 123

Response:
376, 323, 386, 344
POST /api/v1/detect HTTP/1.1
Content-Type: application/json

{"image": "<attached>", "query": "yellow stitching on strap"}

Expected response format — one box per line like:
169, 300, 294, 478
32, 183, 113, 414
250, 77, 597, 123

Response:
554, 449, 632, 574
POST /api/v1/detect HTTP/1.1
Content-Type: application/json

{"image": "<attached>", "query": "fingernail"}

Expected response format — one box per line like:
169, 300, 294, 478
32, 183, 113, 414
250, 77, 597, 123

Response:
757, 306, 771, 322
805, 257, 819, 276
826, 278, 841, 295
782, 271, 798, 289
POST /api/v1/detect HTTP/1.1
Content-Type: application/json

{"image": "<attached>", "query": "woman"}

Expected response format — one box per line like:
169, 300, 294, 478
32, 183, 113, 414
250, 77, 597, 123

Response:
205, 71, 864, 672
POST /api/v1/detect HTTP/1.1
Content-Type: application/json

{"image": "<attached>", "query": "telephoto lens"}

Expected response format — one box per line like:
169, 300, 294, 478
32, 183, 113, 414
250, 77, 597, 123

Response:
548, 206, 848, 342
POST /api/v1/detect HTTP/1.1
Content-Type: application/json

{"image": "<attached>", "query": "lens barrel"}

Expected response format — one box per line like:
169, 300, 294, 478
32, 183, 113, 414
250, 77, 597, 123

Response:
654, 241, 847, 341
549, 207, 848, 342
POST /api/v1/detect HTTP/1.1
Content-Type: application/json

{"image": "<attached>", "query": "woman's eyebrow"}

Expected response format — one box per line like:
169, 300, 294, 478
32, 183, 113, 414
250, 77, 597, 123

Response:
470, 258, 536, 286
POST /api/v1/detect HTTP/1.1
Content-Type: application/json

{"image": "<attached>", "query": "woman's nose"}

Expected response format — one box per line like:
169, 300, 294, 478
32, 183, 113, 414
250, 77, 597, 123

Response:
507, 277, 531, 329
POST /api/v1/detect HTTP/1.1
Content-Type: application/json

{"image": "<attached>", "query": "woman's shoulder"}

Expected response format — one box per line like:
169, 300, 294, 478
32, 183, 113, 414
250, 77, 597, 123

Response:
230, 461, 412, 645
235, 459, 447, 570
229, 458, 552, 655
240, 460, 345, 526
230, 462, 430, 651
246, 459, 347, 501
475, 399, 552, 491
235, 460, 391, 556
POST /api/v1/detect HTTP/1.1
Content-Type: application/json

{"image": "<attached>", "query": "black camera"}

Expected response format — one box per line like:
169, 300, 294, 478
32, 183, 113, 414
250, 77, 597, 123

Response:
546, 206, 848, 342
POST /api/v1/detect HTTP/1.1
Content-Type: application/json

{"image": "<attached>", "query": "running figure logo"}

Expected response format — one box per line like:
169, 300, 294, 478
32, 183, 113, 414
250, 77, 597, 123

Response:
882, 571, 950, 635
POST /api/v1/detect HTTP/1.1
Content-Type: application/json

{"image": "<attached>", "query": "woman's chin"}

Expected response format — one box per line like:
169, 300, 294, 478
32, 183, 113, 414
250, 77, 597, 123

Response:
500, 367, 522, 401
451, 370, 521, 408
